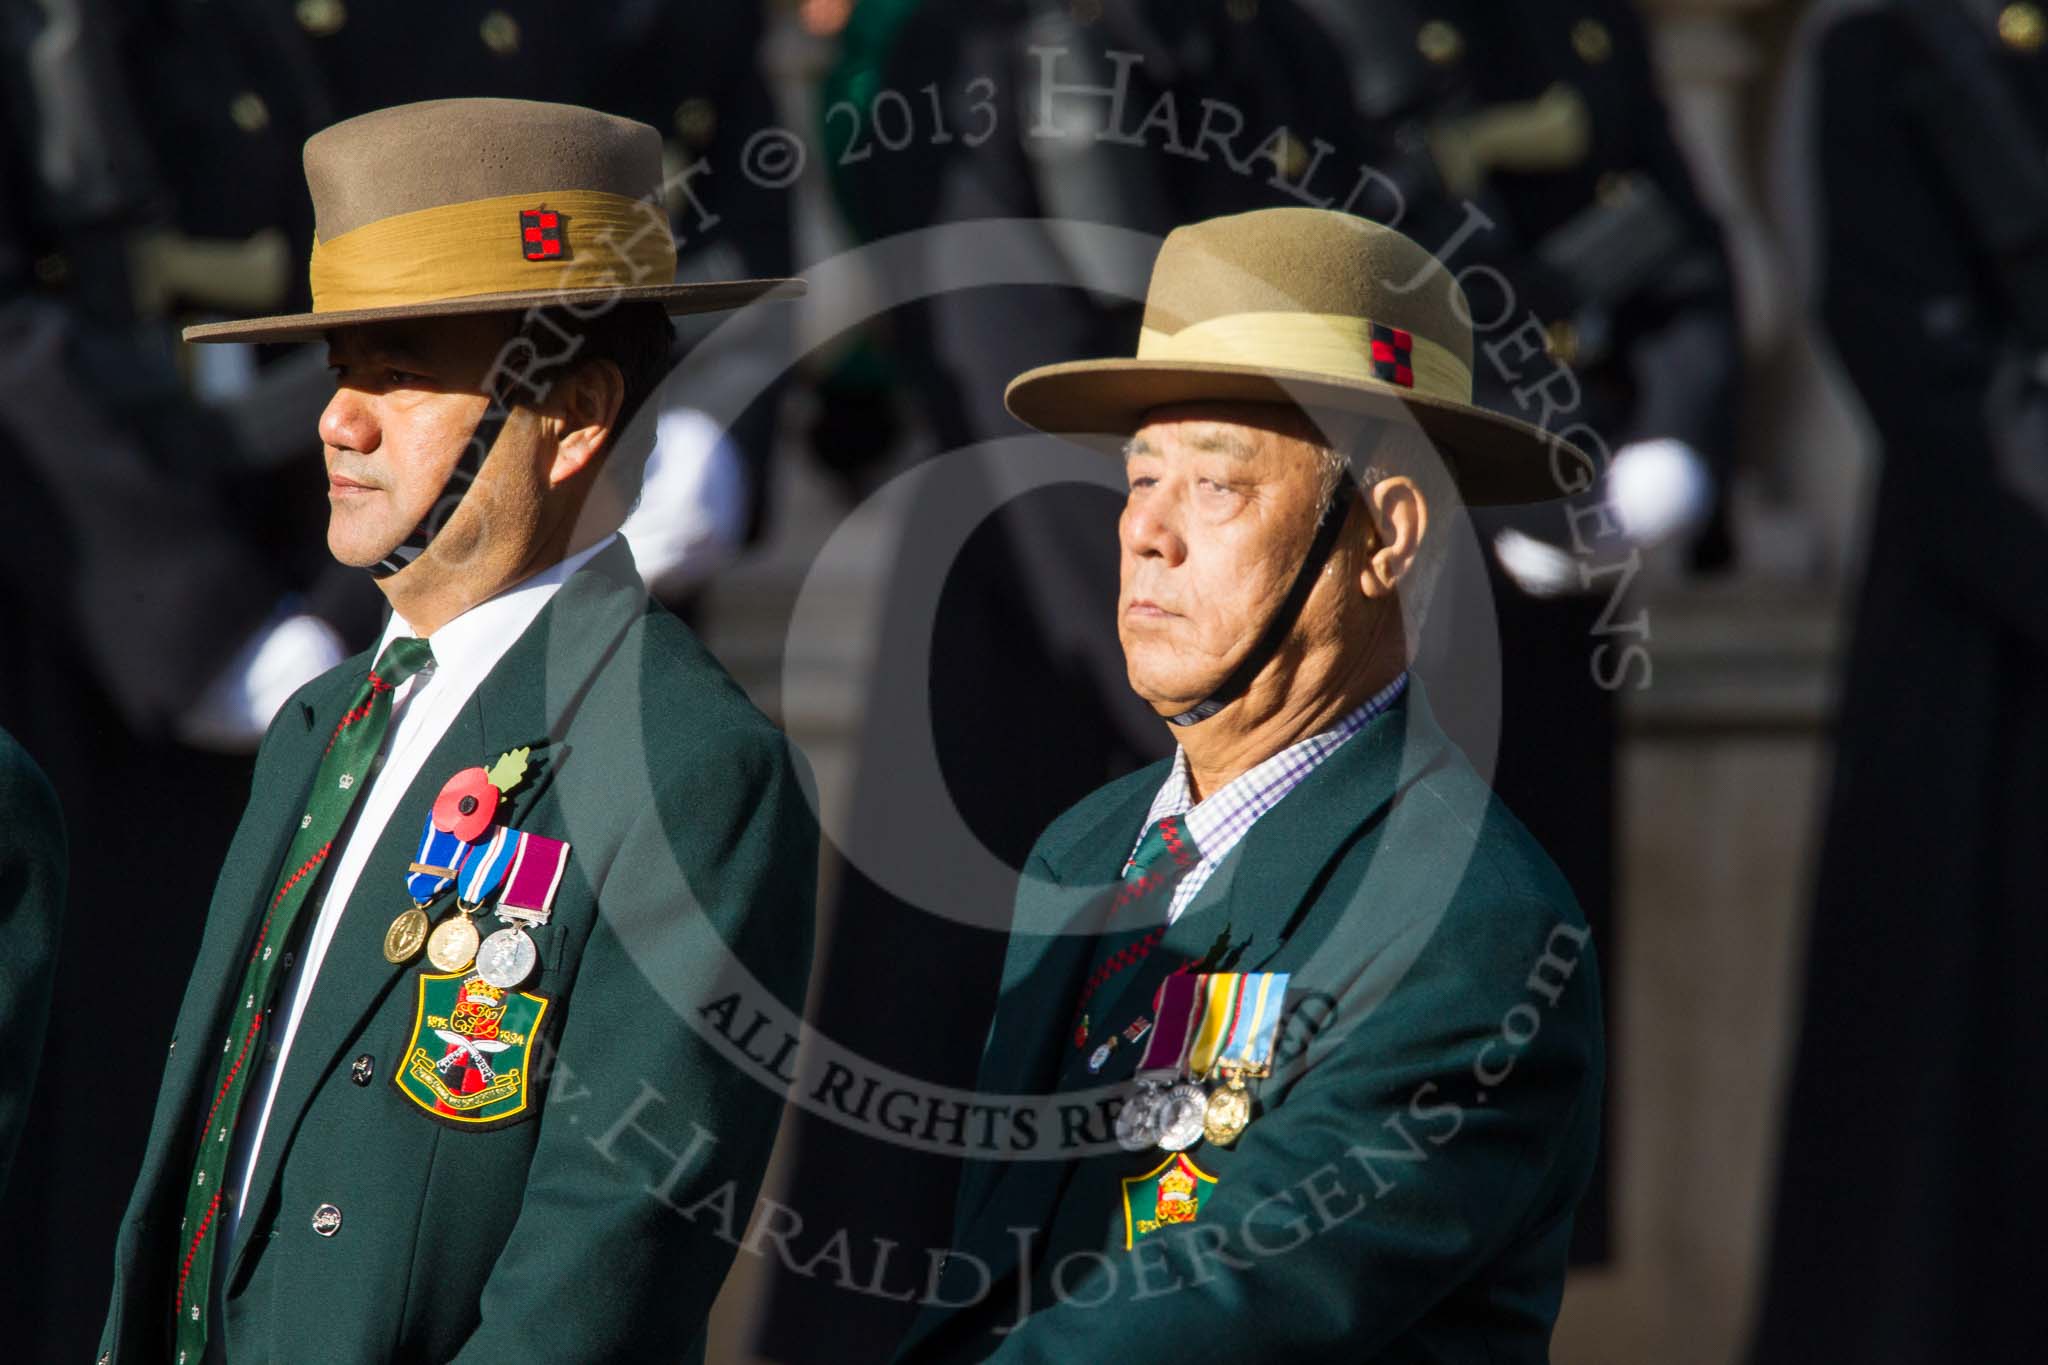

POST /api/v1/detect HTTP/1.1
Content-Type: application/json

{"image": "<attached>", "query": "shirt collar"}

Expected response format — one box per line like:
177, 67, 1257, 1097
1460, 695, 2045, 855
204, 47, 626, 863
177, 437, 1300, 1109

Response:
1143, 671, 1411, 845
379, 534, 616, 683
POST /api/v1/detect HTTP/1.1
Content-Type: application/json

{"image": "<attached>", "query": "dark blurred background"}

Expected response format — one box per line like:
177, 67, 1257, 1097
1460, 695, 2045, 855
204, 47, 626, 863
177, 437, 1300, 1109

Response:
5, 2, 2041, 1362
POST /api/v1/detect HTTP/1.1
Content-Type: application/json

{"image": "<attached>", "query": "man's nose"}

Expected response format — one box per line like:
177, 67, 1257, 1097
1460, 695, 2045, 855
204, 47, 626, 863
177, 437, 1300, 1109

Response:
319, 386, 378, 454
1120, 493, 1186, 567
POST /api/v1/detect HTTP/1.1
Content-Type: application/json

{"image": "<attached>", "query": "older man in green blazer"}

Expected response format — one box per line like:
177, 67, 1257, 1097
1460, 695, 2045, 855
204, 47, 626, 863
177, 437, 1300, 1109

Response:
98, 99, 814, 1364
896, 208, 1605, 1363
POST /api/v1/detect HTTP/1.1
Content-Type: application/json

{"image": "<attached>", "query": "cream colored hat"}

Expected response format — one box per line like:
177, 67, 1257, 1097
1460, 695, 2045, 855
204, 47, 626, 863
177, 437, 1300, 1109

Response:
1004, 207, 1584, 505
184, 97, 801, 344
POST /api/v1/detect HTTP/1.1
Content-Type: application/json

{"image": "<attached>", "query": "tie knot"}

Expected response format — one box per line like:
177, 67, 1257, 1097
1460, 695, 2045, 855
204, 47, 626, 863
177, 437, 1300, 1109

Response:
370, 636, 435, 692
1126, 815, 1199, 884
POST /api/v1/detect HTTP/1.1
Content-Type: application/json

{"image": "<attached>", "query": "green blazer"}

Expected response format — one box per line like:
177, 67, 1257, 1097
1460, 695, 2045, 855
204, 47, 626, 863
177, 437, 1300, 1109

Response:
899, 681, 1603, 1363
98, 542, 817, 1364
0, 725, 65, 1199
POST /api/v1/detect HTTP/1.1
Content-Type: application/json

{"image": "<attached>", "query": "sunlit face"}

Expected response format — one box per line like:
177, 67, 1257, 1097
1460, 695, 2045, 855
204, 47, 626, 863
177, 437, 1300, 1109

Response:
318, 317, 518, 567
1118, 402, 1340, 713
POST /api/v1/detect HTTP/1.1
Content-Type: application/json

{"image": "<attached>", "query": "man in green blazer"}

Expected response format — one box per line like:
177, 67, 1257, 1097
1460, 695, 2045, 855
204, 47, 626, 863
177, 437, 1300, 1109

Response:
0, 726, 65, 1199
98, 99, 814, 1364
896, 208, 1605, 1362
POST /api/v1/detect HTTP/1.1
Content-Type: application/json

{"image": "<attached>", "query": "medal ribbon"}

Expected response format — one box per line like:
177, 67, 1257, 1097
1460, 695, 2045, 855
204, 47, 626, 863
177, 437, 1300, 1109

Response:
405, 814, 473, 903
1138, 974, 1202, 1077
1188, 974, 1243, 1078
458, 826, 522, 906
501, 832, 569, 924
1224, 972, 1290, 1074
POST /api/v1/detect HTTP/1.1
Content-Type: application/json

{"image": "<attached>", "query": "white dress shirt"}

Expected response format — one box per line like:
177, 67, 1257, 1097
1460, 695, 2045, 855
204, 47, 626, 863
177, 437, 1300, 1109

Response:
216, 535, 613, 1259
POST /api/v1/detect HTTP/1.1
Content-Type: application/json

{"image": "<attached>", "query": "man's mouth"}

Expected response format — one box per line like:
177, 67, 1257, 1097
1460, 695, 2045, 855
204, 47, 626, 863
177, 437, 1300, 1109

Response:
328, 472, 378, 494
1124, 598, 1179, 619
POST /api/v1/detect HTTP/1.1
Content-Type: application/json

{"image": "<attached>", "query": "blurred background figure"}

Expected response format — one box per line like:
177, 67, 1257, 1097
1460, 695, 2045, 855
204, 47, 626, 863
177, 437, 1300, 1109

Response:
1330, 0, 1744, 1271
0, 0, 791, 1358
0, 7, 367, 1358
1751, 2, 2048, 1361
0, 726, 65, 1199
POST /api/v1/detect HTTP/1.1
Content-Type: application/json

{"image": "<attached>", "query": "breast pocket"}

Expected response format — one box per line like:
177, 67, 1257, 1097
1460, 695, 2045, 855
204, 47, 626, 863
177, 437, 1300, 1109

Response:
387, 965, 560, 1133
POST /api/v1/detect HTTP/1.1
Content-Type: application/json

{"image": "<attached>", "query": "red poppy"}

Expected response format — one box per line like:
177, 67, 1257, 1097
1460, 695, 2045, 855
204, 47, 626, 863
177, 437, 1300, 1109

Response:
433, 766, 499, 842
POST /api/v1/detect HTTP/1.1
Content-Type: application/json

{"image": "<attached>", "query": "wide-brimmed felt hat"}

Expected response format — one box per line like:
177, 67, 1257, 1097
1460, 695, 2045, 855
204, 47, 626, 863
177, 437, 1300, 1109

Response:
183, 97, 802, 344
1003, 207, 1586, 505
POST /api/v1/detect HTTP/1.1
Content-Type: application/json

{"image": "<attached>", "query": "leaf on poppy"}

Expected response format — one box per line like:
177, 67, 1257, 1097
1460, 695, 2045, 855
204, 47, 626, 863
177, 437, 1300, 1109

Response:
486, 746, 532, 795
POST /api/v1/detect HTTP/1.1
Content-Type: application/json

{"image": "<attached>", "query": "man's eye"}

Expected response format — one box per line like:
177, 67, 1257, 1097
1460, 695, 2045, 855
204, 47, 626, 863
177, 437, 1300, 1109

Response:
326, 364, 422, 387
1128, 475, 1158, 490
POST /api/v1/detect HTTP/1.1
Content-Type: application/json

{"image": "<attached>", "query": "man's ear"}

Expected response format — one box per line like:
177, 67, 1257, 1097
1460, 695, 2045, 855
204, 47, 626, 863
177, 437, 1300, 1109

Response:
547, 358, 625, 488
1358, 475, 1427, 600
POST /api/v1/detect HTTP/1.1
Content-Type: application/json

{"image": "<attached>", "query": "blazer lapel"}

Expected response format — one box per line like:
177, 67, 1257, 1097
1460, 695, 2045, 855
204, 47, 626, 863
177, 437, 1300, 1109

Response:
125, 661, 367, 1240
993, 684, 1453, 1245
968, 772, 1164, 1110
1049, 688, 1439, 1090
952, 775, 1160, 1271
224, 692, 491, 1274
228, 543, 647, 1274
1218, 681, 1453, 979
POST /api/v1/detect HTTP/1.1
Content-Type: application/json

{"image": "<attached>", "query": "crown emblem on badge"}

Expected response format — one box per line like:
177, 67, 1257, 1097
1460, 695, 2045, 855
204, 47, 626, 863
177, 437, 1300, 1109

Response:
461, 979, 506, 1006
519, 208, 563, 260
1157, 1161, 1199, 1225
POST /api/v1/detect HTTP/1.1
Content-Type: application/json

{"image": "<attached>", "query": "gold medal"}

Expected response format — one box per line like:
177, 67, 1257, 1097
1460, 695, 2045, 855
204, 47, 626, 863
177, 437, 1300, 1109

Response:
425, 910, 480, 972
1203, 1071, 1253, 1147
382, 906, 431, 964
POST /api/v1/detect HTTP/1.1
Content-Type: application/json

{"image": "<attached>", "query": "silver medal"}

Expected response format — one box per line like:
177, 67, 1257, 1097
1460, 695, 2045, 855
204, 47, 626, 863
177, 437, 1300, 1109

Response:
475, 925, 538, 990
1115, 1082, 1164, 1150
1154, 1081, 1209, 1151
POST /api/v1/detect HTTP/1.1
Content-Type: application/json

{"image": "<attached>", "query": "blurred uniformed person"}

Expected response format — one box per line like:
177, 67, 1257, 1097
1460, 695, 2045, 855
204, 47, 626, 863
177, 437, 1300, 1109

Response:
1755, 3, 2048, 1360
1288, 0, 1744, 1265
0, 6, 361, 1358
0, 726, 65, 1199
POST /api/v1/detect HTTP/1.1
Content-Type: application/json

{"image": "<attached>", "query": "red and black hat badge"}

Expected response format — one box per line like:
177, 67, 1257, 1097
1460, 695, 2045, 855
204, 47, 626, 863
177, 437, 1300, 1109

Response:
519, 209, 563, 261
1369, 322, 1414, 388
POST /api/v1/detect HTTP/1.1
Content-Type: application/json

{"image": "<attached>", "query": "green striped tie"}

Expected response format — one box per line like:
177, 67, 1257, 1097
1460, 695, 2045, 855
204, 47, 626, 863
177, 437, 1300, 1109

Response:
171, 635, 433, 1362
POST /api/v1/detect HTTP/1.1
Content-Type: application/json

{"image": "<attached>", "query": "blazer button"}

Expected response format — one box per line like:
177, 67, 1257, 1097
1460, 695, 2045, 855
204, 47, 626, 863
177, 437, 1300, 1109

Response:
311, 1203, 343, 1237
350, 1054, 375, 1086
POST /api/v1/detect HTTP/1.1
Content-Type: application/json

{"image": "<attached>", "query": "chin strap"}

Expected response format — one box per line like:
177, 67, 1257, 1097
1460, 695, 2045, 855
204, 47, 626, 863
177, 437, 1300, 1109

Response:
368, 320, 541, 580
1167, 477, 1362, 728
